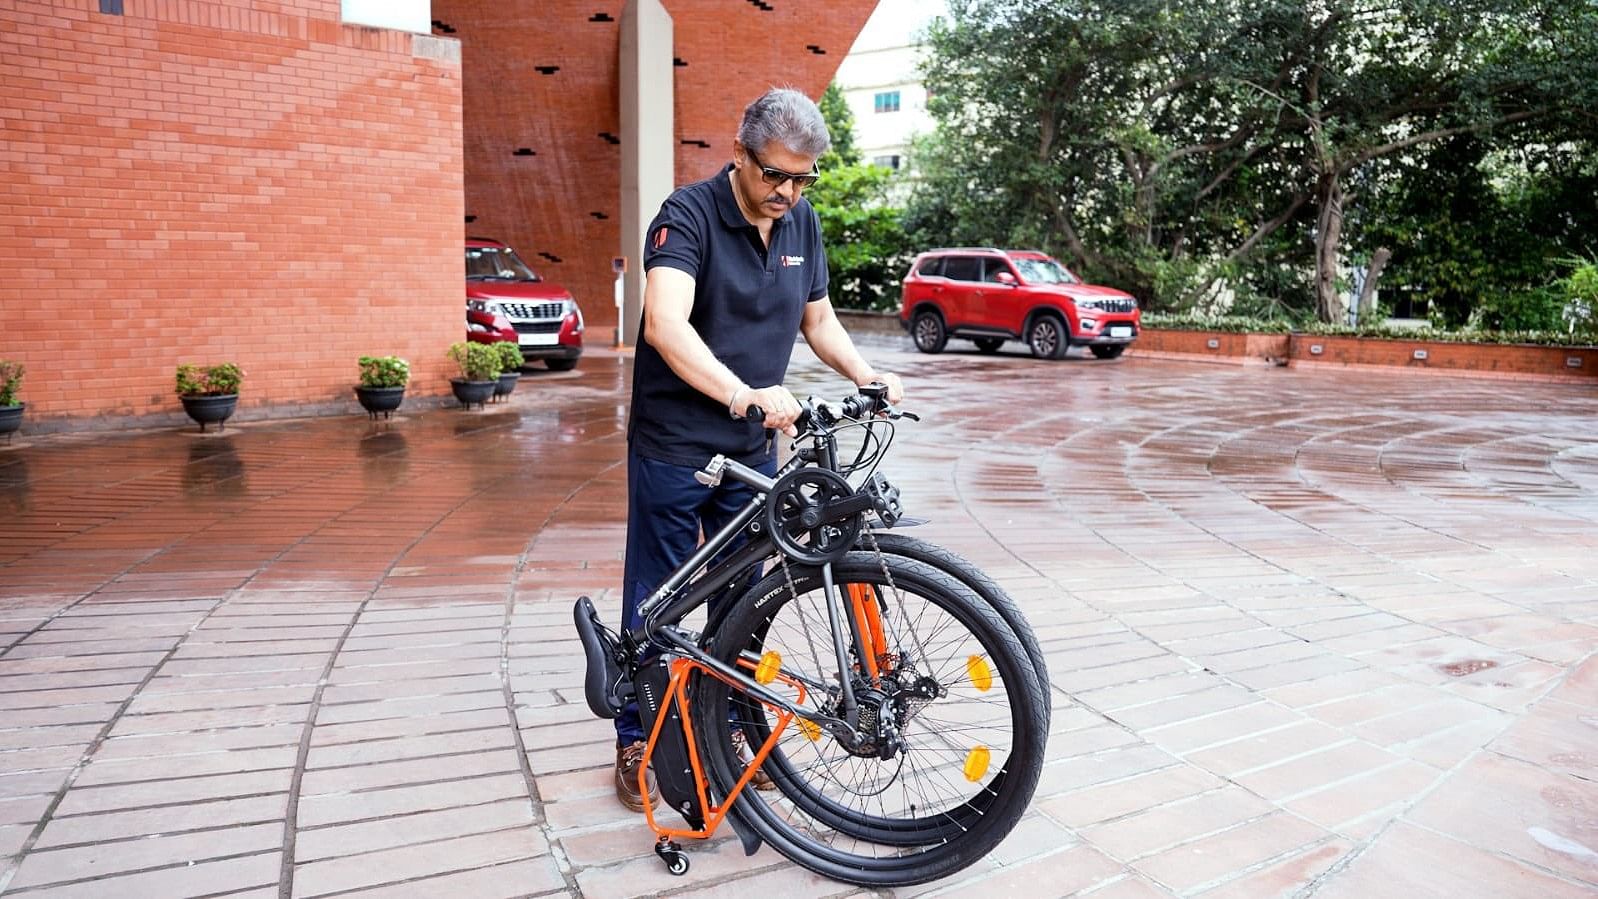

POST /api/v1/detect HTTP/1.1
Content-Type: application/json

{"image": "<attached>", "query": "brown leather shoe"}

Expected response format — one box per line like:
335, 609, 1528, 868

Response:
730, 730, 776, 791
615, 740, 658, 812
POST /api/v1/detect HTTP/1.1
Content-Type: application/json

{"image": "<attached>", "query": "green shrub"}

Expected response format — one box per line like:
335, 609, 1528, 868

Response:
1141, 313, 1597, 346
0, 360, 23, 406
447, 342, 502, 381
1558, 256, 1598, 337
1467, 287, 1566, 332
175, 362, 243, 396
357, 355, 410, 388
491, 341, 524, 374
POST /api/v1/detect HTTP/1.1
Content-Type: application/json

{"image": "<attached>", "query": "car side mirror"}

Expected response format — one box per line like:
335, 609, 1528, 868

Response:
995, 271, 1017, 285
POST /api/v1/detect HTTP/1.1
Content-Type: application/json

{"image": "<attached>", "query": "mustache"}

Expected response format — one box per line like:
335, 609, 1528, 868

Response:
763, 194, 791, 208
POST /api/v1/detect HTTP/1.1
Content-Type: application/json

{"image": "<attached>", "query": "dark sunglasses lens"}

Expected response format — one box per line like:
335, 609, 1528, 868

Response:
793, 174, 819, 188
759, 167, 787, 186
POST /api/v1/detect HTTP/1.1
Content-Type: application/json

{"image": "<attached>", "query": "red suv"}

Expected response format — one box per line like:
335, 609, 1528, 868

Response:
466, 238, 583, 371
899, 248, 1140, 359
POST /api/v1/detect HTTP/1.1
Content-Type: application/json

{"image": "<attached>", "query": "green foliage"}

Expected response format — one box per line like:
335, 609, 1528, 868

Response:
817, 83, 859, 168
808, 162, 912, 311
491, 341, 524, 374
448, 342, 502, 381
357, 355, 409, 389
808, 80, 914, 311
0, 360, 22, 407
1144, 314, 1597, 346
907, 0, 1598, 322
175, 362, 242, 397
1142, 314, 1292, 334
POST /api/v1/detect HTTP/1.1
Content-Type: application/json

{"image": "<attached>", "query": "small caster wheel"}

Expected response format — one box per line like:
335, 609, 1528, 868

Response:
654, 838, 690, 876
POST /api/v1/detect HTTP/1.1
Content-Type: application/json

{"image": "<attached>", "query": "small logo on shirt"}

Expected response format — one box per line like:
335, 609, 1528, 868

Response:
781, 255, 804, 267
654, 227, 669, 248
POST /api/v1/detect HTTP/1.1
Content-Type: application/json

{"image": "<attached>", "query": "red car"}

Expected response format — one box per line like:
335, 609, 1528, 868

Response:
466, 238, 583, 371
899, 248, 1140, 359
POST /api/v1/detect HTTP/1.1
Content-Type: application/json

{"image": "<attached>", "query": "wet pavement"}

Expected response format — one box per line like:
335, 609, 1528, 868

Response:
1, 340, 1596, 898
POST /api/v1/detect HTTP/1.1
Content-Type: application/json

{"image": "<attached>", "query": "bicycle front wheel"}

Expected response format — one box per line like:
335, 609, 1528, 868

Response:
693, 552, 1047, 887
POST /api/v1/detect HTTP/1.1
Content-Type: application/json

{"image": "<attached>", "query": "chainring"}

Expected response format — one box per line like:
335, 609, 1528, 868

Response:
765, 468, 863, 564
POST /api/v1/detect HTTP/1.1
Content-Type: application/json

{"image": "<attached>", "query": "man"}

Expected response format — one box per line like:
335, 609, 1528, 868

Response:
614, 87, 904, 811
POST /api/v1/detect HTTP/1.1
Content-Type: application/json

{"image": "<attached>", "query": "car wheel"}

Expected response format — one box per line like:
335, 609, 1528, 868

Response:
1026, 314, 1068, 360
1089, 345, 1126, 360
911, 310, 948, 354
546, 358, 578, 372
974, 337, 1004, 355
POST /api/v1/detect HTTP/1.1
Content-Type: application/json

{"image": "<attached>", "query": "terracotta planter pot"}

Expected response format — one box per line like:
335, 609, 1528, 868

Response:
179, 394, 238, 433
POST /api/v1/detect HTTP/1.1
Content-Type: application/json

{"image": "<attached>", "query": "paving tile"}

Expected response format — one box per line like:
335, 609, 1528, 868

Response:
1080, 785, 1276, 860
6, 853, 282, 897
7, 822, 283, 890
1233, 740, 1407, 801
1129, 812, 1329, 894
1311, 822, 1595, 899
1037, 764, 1225, 830
322, 856, 567, 898
3, 345, 1598, 899
1405, 751, 1598, 883
293, 773, 530, 828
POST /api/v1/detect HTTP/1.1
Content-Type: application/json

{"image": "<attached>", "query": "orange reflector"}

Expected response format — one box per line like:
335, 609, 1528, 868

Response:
967, 655, 993, 692
964, 746, 991, 782
754, 651, 782, 685
798, 718, 821, 742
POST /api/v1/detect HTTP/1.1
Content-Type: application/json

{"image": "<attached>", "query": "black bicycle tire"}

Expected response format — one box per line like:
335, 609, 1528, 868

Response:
694, 553, 1047, 886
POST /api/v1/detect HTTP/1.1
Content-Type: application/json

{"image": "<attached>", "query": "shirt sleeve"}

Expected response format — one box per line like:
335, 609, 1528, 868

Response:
806, 203, 829, 302
642, 194, 704, 279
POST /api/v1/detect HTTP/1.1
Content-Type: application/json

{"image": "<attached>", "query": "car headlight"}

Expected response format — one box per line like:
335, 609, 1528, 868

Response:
467, 299, 504, 316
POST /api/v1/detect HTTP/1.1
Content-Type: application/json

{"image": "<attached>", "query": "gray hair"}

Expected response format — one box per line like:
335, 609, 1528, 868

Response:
736, 88, 831, 158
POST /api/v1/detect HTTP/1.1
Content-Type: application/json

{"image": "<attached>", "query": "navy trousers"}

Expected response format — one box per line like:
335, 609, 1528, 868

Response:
615, 449, 777, 746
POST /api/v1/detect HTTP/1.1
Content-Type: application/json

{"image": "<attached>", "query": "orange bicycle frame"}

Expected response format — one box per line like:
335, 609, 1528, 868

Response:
638, 656, 809, 844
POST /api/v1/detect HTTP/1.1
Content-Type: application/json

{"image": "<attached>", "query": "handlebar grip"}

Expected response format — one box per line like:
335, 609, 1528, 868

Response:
744, 404, 765, 422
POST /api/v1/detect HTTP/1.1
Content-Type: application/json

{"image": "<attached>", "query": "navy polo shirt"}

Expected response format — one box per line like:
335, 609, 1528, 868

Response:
629, 164, 829, 467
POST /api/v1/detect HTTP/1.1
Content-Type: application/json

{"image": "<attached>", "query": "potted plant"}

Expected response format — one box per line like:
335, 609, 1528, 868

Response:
490, 341, 523, 401
175, 362, 243, 432
354, 355, 409, 419
0, 360, 23, 444
447, 342, 501, 409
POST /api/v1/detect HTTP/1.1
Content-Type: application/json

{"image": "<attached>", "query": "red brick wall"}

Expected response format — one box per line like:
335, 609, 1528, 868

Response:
433, 0, 877, 336
0, 0, 462, 429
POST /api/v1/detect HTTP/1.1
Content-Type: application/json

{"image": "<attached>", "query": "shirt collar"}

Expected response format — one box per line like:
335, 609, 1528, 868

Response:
712, 162, 788, 232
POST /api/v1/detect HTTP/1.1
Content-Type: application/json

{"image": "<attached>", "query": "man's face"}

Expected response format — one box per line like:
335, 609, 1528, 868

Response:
734, 142, 819, 220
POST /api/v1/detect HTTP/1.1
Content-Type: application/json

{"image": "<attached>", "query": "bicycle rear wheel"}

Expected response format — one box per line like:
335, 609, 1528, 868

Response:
693, 553, 1047, 886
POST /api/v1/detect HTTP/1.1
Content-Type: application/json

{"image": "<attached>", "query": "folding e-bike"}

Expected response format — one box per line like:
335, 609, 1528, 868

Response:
574, 384, 1049, 887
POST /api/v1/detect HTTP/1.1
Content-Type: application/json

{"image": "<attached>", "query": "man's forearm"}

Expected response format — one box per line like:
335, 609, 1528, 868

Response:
805, 313, 877, 385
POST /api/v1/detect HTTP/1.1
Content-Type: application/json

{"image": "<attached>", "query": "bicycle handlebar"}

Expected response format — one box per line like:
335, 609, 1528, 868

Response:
739, 381, 906, 430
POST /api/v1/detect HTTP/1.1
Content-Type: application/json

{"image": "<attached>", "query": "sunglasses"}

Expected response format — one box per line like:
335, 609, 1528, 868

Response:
745, 147, 821, 189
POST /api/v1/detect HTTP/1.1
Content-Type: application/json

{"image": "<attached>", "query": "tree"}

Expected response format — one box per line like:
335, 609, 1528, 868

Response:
808, 82, 911, 310
907, 0, 1598, 321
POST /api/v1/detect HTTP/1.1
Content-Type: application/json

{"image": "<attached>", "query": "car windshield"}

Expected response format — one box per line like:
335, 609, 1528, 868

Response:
1012, 257, 1079, 285
466, 246, 541, 281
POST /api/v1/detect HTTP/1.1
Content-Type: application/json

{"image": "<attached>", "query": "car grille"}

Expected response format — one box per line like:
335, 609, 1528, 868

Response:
1083, 299, 1137, 313
501, 301, 565, 320
514, 321, 561, 335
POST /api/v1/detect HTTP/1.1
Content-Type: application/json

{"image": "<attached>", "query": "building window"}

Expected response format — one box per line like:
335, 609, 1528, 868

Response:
873, 91, 901, 114
871, 155, 902, 170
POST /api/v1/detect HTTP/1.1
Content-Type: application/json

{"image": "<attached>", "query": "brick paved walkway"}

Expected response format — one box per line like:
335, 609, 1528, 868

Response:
1, 342, 1595, 898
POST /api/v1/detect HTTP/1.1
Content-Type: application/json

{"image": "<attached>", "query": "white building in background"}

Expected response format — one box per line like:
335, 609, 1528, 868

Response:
834, 0, 947, 172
